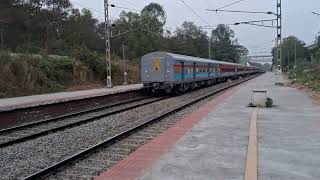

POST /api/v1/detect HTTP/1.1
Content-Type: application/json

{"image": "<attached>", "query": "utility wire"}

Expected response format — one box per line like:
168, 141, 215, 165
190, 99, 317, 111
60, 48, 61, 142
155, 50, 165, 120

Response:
71, 1, 104, 14
178, 0, 211, 26
206, 9, 276, 15
312, 11, 320, 16
71, 1, 140, 21
121, 0, 139, 8
111, 5, 141, 12
203, 24, 236, 29
239, 19, 277, 23
215, 0, 245, 11
241, 23, 276, 28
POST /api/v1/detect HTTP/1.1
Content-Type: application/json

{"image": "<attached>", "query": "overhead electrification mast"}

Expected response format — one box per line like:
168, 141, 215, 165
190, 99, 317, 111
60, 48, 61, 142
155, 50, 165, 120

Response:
104, 0, 112, 88
276, 0, 282, 71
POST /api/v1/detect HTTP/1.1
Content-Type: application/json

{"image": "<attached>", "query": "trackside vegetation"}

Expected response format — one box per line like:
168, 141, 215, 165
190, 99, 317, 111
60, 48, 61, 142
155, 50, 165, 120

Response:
0, 1, 250, 98
288, 64, 320, 92
0, 50, 140, 98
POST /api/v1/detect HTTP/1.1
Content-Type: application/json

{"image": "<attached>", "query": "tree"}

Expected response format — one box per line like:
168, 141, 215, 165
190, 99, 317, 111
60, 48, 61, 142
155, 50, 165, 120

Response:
1, 0, 72, 53
210, 24, 247, 63
63, 8, 100, 53
1, 1, 249, 64
171, 21, 208, 58
141, 3, 166, 26
110, 3, 166, 59
272, 36, 310, 71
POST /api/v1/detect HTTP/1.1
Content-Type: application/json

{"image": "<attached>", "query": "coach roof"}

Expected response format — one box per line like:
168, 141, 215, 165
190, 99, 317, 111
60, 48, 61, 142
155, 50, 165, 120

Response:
143, 52, 240, 66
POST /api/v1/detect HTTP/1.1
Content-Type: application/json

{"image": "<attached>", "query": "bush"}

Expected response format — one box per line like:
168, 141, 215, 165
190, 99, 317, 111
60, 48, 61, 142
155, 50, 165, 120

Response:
289, 64, 320, 91
71, 46, 107, 80
0, 48, 141, 98
0, 50, 93, 97
266, 98, 273, 107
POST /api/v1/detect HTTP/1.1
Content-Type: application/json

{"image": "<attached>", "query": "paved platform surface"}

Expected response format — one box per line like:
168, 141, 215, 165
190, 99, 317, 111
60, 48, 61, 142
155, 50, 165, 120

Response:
96, 73, 320, 180
0, 84, 142, 112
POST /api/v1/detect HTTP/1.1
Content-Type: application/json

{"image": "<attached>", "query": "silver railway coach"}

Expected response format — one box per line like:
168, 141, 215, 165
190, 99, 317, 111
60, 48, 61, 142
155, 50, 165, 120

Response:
141, 52, 262, 93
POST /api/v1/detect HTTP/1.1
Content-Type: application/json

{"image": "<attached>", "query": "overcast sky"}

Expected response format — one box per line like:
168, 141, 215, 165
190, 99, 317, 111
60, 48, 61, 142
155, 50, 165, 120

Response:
72, 0, 320, 55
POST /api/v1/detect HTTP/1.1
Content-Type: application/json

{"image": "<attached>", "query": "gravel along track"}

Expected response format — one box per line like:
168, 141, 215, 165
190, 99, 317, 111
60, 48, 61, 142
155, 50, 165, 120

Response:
0, 76, 256, 180
0, 90, 144, 130
46, 90, 226, 180
0, 97, 162, 148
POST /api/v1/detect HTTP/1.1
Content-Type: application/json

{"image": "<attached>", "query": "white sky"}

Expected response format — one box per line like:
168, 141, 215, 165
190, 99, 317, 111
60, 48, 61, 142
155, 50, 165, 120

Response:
72, 0, 320, 56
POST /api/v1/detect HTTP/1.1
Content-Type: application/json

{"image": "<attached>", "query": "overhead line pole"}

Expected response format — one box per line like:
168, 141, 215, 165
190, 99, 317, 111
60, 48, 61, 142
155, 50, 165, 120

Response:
208, 38, 211, 59
0, 28, 4, 49
287, 51, 290, 71
294, 42, 297, 69
122, 44, 128, 85
207, 1, 282, 71
104, 0, 112, 88
276, 0, 282, 72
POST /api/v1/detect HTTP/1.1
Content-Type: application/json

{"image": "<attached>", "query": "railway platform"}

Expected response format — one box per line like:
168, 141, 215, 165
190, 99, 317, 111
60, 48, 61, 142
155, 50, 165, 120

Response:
96, 72, 320, 180
0, 84, 142, 112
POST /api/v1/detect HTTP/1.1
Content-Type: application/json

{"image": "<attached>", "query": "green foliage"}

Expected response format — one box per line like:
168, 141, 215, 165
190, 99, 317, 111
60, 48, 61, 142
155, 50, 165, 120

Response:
288, 64, 320, 91
272, 36, 310, 71
110, 3, 166, 59
210, 24, 248, 63
266, 98, 273, 108
0, 1, 251, 97
0, 50, 94, 98
71, 45, 107, 79
309, 44, 320, 64
171, 21, 208, 58
2, 1, 247, 63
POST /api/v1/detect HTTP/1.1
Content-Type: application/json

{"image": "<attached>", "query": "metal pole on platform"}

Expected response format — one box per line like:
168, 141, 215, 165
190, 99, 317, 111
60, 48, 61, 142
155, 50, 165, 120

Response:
0, 28, 4, 49
208, 36, 211, 59
294, 42, 297, 69
122, 44, 128, 85
104, 0, 112, 88
276, 0, 282, 72
287, 51, 290, 71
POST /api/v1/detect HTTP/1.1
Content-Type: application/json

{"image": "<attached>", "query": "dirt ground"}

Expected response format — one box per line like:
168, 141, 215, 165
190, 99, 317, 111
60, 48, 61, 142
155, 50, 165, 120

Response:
66, 82, 104, 91
283, 74, 320, 105
311, 91, 320, 105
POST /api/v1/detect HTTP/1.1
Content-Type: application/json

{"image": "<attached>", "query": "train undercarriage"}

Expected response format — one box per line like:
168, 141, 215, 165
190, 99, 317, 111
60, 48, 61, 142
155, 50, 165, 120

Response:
142, 74, 252, 95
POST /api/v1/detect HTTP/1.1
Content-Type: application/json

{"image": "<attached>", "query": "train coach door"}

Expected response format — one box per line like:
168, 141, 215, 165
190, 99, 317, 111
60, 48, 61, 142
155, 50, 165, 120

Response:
207, 63, 210, 78
181, 62, 185, 82
193, 63, 196, 80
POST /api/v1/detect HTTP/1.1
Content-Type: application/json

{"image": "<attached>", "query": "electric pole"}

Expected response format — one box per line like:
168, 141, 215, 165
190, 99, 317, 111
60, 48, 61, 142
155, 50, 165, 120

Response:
294, 42, 297, 69
287, 51, 290, 71
122, 44, 128, 85
0, 28, 3, 49
104, 0, 112, 88
208, 37, 211, 59
276, 0, 282, 72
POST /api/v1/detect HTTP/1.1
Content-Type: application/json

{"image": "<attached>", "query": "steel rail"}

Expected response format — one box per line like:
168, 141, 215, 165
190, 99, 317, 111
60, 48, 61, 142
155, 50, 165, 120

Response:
0, 97, 165, 148
0, 96, 149, 134
22, 74, 260, 180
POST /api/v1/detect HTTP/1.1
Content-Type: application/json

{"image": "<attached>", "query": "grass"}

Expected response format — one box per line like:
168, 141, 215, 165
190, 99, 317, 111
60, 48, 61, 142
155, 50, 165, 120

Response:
288, 64, 320, 92
0, 49, 140, 98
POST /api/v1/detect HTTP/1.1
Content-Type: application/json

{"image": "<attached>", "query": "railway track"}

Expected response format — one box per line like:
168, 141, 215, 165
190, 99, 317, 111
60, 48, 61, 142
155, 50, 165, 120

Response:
21, 74, 260, 180
0, 96, 165, 148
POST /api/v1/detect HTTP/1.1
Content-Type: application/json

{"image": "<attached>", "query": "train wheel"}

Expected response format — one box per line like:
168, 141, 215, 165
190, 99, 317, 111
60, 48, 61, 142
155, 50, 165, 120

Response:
143, 87, 152, 96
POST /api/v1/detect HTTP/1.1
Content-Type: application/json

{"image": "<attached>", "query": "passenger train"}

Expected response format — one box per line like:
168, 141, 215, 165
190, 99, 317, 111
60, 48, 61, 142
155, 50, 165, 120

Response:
141, 52, 263, 94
